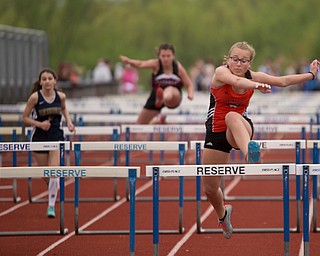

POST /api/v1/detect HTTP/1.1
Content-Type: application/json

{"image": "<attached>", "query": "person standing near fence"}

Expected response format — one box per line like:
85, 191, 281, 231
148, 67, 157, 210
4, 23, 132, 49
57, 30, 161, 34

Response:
22, 68, 76, 218
120, 43, 194, 124
203, 41, 319, 239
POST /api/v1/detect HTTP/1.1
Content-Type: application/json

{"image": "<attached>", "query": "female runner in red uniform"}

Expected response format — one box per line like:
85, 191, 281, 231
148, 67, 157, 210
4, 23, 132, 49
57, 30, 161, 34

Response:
203, 41, 319, 239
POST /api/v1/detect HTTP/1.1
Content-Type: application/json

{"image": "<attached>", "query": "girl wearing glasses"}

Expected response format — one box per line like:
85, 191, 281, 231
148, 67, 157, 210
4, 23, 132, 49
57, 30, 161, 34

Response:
120, 43, 194, 124
202, 41, 319, 239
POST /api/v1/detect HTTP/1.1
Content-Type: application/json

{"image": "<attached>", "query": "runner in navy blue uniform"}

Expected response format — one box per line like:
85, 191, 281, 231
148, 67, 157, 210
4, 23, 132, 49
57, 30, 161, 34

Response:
22, 68, 75, 218
120, 43, 194, 124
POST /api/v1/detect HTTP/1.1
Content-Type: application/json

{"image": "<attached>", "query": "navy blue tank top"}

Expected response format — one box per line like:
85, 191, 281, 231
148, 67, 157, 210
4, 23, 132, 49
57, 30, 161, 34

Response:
32, 90, 62, 129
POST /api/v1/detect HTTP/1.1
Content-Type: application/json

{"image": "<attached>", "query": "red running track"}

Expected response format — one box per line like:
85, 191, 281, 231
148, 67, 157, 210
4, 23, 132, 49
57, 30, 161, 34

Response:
0, 149, 320, 255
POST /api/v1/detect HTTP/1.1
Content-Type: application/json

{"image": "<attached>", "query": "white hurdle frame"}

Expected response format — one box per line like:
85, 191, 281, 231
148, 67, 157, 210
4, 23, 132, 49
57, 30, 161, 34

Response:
0, 165, 140, 255
122, 124, 205, 202
190, 140, 305, 234
0, 127, 23, 203
25, 126, 121, 203
72, 141, 188, 234
0, 141, 69, 213
0, 164, 69, 236
146, 164, 295, 256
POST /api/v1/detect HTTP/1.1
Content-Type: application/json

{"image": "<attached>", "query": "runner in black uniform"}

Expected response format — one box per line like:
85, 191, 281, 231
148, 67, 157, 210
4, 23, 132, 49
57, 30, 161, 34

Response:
23, 68, 75, 218
31, 90, 65, 145
120, 43, 194, 124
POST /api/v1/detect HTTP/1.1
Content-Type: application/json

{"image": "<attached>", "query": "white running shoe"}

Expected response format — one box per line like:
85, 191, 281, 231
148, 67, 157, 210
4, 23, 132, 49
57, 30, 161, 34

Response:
218, 205, 233, 239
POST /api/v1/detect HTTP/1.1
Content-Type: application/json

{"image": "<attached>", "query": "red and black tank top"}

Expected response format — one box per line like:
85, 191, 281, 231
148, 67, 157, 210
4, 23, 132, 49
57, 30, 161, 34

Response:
151, 59, 183, 89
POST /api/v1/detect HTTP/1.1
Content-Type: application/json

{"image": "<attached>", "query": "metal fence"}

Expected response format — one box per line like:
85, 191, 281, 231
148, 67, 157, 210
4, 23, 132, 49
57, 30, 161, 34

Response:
0, 24, 48, 104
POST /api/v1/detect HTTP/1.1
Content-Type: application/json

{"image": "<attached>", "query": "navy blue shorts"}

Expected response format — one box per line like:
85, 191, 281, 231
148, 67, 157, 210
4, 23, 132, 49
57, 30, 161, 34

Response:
31, 127, 65, 154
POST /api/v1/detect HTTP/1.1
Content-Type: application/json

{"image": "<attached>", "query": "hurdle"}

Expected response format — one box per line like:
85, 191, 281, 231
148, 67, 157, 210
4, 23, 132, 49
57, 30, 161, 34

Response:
146, 164, 294, 256
254, 123, 319, 140
25, 126, 121, 202
306, 140, 320, 233
66, 165, 140, 255
296, 163, 320, 256
190, 140, 304, 233
0, 164, 68, 236
121, 124, 205, 202
72, 141, 187, 234
24, 141, 70, 203
0, 127, 23, 203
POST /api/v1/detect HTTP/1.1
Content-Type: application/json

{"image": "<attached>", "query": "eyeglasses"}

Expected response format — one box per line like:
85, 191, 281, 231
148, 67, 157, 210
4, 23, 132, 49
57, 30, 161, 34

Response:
229, 56, 251, 64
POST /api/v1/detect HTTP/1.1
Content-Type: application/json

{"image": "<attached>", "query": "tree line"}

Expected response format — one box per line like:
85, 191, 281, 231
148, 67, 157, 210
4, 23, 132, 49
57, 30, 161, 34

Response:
0, 0, 319, 87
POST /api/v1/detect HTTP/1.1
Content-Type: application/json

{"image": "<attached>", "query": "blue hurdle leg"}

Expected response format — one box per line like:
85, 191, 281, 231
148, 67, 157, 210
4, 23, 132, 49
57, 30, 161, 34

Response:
129, 169, 137, 256
283, 165, 290, 256
312, 143, 319, 232
153, 167, 159, 256
302, 165, 310, 256
195, 143, 202, 233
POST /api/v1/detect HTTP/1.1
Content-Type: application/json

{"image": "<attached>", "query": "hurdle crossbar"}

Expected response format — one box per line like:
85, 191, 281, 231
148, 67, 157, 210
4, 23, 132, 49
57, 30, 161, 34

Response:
190, 140, 304, 234
25, 125, 121, 136
71, 166, 140, 255
0, 127, 22, 135
73, 141, 187, 234
25, 126, 121, 203
254, 124, 320, 133
0, 128, 24, 203
14, 141, 71, 204
122, 124, 205, 202
146, 164, 294, 256
0, 165, 71, 236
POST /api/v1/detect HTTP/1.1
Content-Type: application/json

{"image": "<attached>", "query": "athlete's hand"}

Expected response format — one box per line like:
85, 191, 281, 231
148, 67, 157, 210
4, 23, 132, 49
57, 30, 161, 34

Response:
40, 120, 51, 131
255, 83, 271, 94
119, 55, 130, 65
68, 122, 76, 135
187, 94, 194, 100
309, 59, 319, 77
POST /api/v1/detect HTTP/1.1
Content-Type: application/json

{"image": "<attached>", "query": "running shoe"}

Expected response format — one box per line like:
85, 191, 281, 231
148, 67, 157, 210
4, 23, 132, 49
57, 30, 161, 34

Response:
155, 87, 164, 108
247, 141, 261, 164
47, 206, 56, 218
218, 204, 233, 239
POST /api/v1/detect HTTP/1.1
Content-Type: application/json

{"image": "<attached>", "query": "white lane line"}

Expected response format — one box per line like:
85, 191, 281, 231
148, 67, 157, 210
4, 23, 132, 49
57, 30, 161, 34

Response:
0, 179, 74, 217
298, 197, 313, 256
167, 176, 241, 256
36, 180, 153, 256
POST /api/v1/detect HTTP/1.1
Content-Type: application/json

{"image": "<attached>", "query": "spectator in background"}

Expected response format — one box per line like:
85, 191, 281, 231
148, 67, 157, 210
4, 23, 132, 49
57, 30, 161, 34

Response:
189, 58, 215, 91
202, 58, 216, 91
120, 64, 139, 94
57, 61, 80, 87
92, 58, 113, 84
189, 59, 205, 91
114, 61, 124, 82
